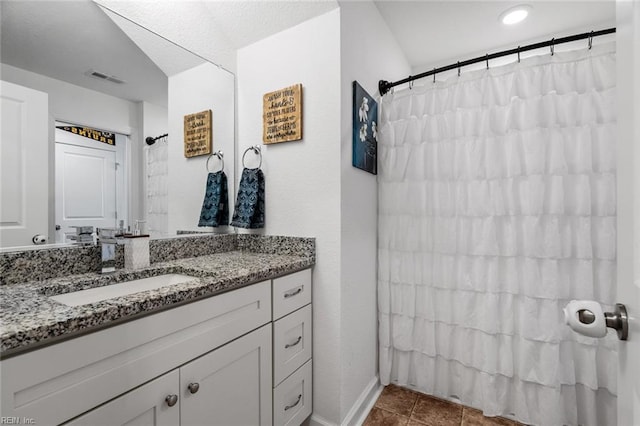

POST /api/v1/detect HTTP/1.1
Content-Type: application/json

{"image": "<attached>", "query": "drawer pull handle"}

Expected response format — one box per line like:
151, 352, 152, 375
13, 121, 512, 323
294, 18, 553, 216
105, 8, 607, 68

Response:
165, 394, 178, 407
284, 287, 303, 298
188, 383, 200, 394
284, 394, 302, 411
285, 336, 302, 349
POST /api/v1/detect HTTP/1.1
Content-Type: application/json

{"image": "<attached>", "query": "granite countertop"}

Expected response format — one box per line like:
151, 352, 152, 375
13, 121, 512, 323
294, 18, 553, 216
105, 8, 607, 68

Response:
0, 250, 314, 358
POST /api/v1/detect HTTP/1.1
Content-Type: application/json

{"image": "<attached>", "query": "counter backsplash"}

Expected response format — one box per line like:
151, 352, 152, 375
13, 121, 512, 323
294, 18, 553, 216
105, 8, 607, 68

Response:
0, 234, 315, 286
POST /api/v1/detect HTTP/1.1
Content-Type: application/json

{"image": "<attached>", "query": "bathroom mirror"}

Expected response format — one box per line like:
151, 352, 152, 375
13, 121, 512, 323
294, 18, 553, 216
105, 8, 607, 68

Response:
0, 0, 235, 250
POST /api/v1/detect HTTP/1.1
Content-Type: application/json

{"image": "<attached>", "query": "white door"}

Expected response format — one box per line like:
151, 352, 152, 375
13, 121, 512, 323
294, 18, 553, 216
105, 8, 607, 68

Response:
180, 324, 273, 426
64, 369, 180, 426
0, 81, 48, 247
616, 1, 640, 424
55, 142, 117, 242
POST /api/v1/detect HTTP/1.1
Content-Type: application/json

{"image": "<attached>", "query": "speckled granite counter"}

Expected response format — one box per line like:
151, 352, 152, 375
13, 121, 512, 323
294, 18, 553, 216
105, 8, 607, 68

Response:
0, 235, 314, 358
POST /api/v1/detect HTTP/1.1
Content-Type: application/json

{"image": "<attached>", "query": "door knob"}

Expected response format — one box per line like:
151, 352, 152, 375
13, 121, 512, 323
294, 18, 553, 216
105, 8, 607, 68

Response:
564, 301, 628, 340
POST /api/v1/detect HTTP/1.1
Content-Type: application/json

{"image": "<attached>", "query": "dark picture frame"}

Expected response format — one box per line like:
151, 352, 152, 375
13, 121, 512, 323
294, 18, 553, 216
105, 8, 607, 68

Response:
352, 81, 377, 175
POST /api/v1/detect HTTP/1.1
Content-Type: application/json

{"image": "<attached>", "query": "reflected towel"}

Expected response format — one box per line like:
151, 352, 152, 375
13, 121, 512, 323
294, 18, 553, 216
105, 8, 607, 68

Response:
198, 171, 229, 227
231, 168, 265, 229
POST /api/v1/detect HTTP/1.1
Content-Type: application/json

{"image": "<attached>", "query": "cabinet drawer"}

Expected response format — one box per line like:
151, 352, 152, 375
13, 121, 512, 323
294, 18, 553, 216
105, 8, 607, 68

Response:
273, 305, 312, 386
272, 269, 311, 320
273, 359, 312, 426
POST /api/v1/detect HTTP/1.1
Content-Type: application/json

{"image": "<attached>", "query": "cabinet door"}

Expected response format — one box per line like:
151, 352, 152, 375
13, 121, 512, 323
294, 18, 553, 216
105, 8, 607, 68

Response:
64, 370, 179, 426
180, 324, 272, 426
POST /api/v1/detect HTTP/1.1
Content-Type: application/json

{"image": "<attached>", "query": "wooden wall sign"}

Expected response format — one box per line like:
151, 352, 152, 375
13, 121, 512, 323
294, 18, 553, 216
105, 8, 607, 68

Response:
263, 84, 302, 144
184, 109, 212, 158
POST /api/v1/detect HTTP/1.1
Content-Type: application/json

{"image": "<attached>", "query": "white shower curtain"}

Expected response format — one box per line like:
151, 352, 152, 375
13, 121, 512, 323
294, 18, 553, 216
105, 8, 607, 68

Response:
146, 141, 169, 238
378, 43, 617, 426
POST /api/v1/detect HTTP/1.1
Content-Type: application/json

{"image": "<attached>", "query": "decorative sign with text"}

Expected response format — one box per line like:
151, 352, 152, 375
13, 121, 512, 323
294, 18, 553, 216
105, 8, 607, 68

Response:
56, 125, 115, 146
262, 84, 302, 144
184, 109, 212, 158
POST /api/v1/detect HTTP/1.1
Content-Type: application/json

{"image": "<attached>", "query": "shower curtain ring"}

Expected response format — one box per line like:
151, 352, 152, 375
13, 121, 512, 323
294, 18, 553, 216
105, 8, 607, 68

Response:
409, 77, 413, 90
457, 61, 461, 77
517, 46, 521, 63
588, 31, 594, 50
550, 38, 555, 56
433, 68, 436, 84
486, 54, 489, 70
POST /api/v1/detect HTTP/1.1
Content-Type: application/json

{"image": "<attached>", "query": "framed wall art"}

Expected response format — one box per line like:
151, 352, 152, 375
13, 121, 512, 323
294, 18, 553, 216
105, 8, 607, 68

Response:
184, 109, 212, 158
352, 81, 377, 175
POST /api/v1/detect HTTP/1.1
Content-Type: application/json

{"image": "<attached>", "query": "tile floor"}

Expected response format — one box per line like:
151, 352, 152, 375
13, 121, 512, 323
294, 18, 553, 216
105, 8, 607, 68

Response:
363, 385, 524, 426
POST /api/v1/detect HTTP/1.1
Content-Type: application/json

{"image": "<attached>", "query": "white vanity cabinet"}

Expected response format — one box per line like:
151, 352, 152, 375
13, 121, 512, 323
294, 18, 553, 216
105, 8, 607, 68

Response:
64, 369, 181, 426
180, 324, 272, 426
0, 267, 313, 426
65, 325, 272, 426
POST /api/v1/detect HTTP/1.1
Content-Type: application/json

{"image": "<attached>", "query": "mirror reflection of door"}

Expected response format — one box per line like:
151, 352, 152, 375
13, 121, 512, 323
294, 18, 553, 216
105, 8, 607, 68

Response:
0, 81, 49, 248
54, 122, 127, 243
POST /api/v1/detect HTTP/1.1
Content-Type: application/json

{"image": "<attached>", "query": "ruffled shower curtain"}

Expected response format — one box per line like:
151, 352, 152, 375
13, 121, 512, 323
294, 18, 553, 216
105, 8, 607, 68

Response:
146, 141, 169, 238
378, 44, 617, 426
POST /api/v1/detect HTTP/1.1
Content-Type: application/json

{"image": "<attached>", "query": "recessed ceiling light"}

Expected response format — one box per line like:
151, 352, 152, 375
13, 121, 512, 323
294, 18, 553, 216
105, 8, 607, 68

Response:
500, 5, 531, 25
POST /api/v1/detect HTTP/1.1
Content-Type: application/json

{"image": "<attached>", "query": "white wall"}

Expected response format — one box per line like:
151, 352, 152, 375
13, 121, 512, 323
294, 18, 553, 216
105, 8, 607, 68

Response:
237, 9, 343, 424
1, 63, 137, 135
338, 2, 411, 422
0, 63, 143, 237
167, 62, 235, 234
238, 4, 410, 424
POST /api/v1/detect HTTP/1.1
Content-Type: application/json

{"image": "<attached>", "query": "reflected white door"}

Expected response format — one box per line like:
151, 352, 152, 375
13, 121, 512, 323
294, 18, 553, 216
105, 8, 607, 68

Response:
55, 143, 117, 242
616, 1, 639, 425
0, 81, 48, 247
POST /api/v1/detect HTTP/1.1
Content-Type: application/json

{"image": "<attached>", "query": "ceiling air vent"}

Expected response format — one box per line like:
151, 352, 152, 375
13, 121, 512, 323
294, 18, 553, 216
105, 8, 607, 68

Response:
85, 69, 126, 84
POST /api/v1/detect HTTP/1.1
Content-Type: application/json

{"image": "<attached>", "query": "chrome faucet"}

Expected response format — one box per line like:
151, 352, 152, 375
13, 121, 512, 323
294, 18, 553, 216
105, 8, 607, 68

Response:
99, 228, 118, 274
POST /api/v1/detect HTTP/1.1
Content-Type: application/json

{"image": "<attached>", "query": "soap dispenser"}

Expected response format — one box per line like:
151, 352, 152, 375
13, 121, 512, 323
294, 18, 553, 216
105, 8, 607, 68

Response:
124, 220, 150, 269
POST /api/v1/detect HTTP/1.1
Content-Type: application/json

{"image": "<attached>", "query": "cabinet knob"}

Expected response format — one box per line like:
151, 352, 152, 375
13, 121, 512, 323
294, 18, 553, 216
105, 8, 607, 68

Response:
188, 382, 200, 394
165, 394, 178, 407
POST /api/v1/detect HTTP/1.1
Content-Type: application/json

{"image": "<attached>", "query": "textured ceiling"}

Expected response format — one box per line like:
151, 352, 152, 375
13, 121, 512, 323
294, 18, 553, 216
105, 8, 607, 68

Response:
0, 1, 177, 106
2, 0, 617, 106
374, 0, 616, 73
200, 1, 339, 49
101, 7, 206, 78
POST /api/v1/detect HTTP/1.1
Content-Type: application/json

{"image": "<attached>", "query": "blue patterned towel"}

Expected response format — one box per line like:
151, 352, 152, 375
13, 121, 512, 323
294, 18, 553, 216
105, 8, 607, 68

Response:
198, 171, 229, 227
231, 168, 265, 229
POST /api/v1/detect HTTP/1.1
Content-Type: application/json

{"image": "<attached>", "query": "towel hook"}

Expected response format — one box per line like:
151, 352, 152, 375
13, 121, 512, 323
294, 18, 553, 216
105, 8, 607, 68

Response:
550, 38, 555, 56
588, 31, 594, 50
242, 145, 262, 169
206, 150, 224, 173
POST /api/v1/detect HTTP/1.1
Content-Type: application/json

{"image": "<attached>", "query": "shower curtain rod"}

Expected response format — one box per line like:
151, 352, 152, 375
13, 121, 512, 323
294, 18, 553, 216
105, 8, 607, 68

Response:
378, 28, 616, 96
145, 133, 168, 146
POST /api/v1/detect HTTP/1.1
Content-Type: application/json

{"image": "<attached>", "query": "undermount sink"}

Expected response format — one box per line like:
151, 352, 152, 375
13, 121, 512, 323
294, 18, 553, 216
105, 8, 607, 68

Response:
49, 274, 199, 307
